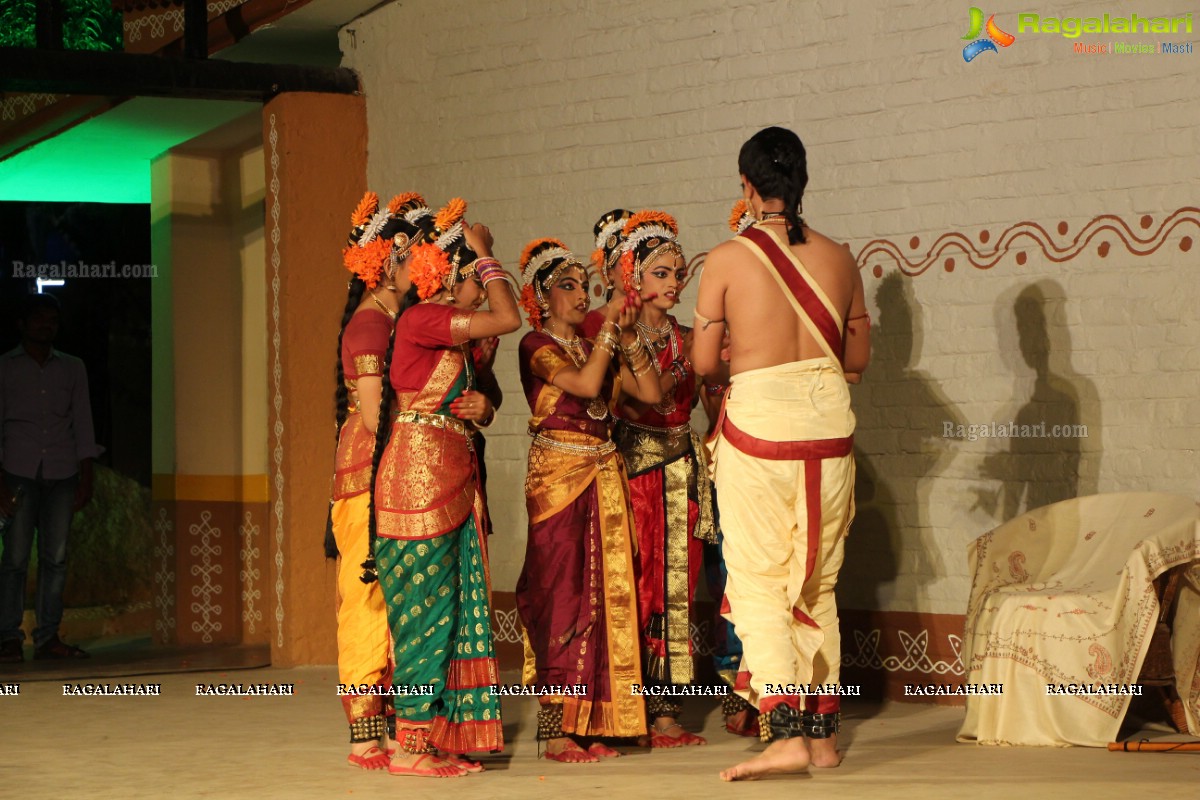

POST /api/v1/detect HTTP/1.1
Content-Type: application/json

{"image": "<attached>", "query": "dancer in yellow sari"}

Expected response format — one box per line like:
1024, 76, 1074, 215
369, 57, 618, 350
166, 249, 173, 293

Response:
327, 191, 432, 769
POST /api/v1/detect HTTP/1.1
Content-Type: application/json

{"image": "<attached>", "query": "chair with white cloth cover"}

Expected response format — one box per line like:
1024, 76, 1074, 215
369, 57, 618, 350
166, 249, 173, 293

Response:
956, 492, 1200, 746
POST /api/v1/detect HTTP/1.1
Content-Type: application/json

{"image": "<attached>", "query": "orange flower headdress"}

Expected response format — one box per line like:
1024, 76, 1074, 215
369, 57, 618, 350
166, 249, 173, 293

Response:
728, 199, 754, 234
520, 237, 583, 331
619, 210, 682, 295
590, 208, 632, 291
342, 190, 394, 289
408, 198, 470, 300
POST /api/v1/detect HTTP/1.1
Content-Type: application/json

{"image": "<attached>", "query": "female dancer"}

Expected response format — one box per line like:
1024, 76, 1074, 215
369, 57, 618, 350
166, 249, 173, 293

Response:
579, 208, 632, 339
612, 211, 716, 747
370, 199, 521, 777
515, 237, 661, 763
328, 190, 433, 769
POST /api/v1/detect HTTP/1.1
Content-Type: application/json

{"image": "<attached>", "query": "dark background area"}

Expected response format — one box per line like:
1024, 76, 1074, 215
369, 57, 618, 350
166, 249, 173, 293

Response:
2, 201, 155, 607
0, 200, 152, 488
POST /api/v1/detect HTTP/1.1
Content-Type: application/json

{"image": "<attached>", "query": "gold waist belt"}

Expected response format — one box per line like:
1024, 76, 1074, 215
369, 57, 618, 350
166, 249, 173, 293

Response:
619, 420, 692, 437
530, 431, 617, 457
394, 409, 470, 439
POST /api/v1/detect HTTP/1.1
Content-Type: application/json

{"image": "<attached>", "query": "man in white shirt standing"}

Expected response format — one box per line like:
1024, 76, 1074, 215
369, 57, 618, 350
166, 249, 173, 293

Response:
0, 293, 102, 662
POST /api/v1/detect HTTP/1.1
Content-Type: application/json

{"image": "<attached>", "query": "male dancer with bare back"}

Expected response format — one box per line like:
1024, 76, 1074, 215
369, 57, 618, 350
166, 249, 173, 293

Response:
692, 126, 870, 781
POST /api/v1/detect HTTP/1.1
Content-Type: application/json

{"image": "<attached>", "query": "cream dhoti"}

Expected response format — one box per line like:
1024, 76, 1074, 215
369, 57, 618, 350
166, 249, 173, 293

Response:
709, 357, 854, 738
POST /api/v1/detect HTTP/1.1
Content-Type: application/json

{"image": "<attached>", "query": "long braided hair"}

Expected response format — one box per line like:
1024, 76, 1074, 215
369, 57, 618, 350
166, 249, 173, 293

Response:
361, 283, 419, 580
326, 191, 433, 563
737, 126, 809, 245
324, 276, 369, 558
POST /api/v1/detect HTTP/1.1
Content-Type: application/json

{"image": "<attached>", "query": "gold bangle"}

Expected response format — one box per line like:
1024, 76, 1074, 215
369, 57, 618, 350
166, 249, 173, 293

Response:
626, 349, 652, 375
595, 330, 619, 356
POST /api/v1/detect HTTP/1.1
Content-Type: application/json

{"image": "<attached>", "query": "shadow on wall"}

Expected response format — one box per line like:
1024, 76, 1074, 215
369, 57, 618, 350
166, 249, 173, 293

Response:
841, 272, 962, 611
974, 281, 1102, 521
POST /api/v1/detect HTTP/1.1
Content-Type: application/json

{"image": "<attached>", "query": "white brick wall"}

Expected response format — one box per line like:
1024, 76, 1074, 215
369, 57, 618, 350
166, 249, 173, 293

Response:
342, 0, 1200, 615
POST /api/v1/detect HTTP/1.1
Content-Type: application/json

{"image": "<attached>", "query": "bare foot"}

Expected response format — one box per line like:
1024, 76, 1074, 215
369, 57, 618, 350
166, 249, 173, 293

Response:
587, 741, 621, 758
719, 737, 811, 781
808, 735, 842, 768
544, 736, 598, 763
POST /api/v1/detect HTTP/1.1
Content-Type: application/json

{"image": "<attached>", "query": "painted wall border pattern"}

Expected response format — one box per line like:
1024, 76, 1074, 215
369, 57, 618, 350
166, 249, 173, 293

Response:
152, 506, 175, 642
0, 93, 63, 122
240, 510, 263, 634
843, 627, 965, 676
188, 510, 223, 644
268, 111, 285, 648
856, 207, 1200, 278
122, 0, 248, 43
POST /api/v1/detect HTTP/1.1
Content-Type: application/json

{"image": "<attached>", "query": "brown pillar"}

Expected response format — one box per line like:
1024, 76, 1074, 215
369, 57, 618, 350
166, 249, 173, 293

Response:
262, 92, 367, 665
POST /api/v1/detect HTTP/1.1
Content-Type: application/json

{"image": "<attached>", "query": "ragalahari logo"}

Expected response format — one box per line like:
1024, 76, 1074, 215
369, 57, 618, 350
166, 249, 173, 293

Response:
962, 7, 1016, 61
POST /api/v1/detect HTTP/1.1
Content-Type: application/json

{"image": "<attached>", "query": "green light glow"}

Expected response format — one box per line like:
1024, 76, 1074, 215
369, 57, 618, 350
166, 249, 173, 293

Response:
0, 98, 258, 203
0, 0, 123, 51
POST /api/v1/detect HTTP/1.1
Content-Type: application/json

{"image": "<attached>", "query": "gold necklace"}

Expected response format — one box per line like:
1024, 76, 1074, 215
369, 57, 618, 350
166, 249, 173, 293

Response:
636, 318, 672, 338
544, 327, 609, 421
651, 323, 680, 415
369, 291, 397, 320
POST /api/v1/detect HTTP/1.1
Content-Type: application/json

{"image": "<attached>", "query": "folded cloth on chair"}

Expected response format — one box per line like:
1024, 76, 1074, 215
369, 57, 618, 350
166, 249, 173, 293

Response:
957, 492, 1200, 746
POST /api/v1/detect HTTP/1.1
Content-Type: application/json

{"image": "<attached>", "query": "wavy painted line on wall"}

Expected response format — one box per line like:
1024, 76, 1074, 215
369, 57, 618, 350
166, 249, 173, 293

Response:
855, 207, 1200, 278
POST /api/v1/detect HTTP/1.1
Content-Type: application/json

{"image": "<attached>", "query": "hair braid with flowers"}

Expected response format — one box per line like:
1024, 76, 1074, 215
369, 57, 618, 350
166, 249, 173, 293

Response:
728, 199, 754, 234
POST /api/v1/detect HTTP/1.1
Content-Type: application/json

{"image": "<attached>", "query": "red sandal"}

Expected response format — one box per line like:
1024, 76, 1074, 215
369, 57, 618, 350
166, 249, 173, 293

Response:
587, 741, 622, 758
347, 745, 389, 770
725, 716, 760, 738
442, 753, 485, 773
388, 754, 466, 778
542, 738, 598, 763
649, 722, 707, 747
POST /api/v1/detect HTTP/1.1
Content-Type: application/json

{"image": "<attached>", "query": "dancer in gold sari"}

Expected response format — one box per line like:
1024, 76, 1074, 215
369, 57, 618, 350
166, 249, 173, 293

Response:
370, 199, 522, 778
515, 237, 661, 763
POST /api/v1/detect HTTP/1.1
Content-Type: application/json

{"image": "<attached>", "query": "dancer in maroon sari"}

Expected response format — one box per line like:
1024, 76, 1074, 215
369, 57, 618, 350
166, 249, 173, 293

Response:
515, 237, 661, 763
